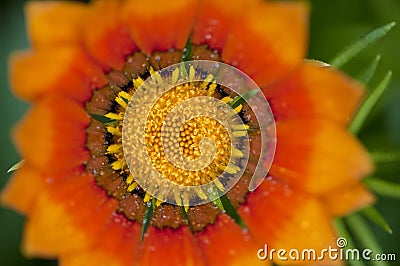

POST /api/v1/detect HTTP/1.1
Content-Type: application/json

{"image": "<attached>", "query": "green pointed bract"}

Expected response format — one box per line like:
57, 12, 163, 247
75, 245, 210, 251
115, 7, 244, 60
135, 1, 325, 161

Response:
361, 206, 392, 234
330, 22, 396, 68
209, 187, 246, 228
364, 177, 400, 199
345, 213, 390, 266
7, 160, 25, 173
333, 218, 364, 266
229, 89, 260, 109
349, 71, 392, 135
182, 35, 192, 62
357, 54, 381, 85
181, 205, 189, 226
212, 196, 225, 211
140, 199, 155, 241
89, 113, 116, 125
370, 151, 400, 163
179, 61, 189, 79
220, 195, 246, 228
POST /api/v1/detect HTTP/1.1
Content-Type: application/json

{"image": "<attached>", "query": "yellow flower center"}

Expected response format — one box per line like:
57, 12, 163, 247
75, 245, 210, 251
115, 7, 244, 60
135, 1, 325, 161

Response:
144, 83, 232, 187
84, 46, 262, 231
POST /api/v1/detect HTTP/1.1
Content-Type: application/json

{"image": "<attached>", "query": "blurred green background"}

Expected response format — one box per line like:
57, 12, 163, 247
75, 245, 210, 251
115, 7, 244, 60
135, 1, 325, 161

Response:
0, 0, 399, 265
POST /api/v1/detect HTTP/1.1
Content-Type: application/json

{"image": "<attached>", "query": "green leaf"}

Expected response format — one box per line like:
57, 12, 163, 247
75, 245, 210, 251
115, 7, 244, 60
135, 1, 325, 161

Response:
357, 54, 381, 85
349, 71, 392, 135
140, 200, 154, 241
182, 35, 192, 62
333, 218, 364, 266
345, 213, 389, 266
364, 177, 400, 199
7, 160, 25, 173
220, 195, 246, 228
370, 151, 400, 163
361, 206, 392, 234
229, 89, 260, 109
330, 22, 396, 68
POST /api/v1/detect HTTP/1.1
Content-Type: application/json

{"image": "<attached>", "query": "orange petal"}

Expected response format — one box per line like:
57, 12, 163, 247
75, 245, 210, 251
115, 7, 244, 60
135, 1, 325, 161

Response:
137, 225, 204, 266
196, 214, 267, 266
322, 182, 375, 217
60, 215, 140, 266
122, 0, 196, 54
264, 63, 365, 125
222, 1, 308, 87
82, 0, 137, 71
25, 1, 87, 47
1, 164, 44, 214
270, 119, 373, 194
239, 178, 336, 264
23, 174, 118, 257
14, 95, 90, 175
9, 46, 107, 102
192, 0, 260, 51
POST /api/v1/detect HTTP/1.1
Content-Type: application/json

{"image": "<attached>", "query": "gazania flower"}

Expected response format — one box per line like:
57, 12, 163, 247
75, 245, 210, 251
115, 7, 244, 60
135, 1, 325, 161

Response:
2, 0, 375, 265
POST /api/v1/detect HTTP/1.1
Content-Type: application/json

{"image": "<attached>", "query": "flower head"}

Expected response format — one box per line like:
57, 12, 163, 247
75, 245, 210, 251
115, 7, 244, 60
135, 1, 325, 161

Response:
2, 0, 375, 265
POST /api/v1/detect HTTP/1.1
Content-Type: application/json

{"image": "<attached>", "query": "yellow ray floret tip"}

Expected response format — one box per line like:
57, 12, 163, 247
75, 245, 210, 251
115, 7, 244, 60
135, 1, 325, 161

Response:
195, 188, 208, 200
115, 96, 127, 109
232, 148, 244, 158
127, 182, 138, 192
232, 124, 250, 131
155, 199, 163, 207
105, 112, 123, 120
234, 104, 243, 113
214, 178, 225, 191
133, 76, 144, 88
172, 68, 180, 84
107, 125, 121, 135
107, 144, 122, 154
144, 193, 152, 203
189, 65, 196, 81
111, 159, 125, 171
222, 96, 232, 103
118, 90, 132, 101
126, 174, 134, 184
233, 130, 247, 137
207, 83, 217, 94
